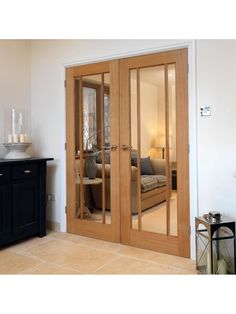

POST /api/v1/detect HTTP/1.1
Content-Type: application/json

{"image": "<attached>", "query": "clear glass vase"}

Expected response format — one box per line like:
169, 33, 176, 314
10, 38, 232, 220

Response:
4, 108, 30, 144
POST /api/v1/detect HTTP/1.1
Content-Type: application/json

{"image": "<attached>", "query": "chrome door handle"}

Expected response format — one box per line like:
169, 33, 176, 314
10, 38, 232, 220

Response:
0, 173, 3, 176
121, 145, 132, 150
24, 170, 31, 174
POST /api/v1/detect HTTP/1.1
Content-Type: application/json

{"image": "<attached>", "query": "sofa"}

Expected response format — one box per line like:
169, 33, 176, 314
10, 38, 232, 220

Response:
90, 158, 167, 214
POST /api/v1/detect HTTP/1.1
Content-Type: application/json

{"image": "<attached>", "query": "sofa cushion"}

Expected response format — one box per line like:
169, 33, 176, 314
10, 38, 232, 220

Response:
96, 150, 110, 164
131, 156, 154, 175
141, 175, 166, 193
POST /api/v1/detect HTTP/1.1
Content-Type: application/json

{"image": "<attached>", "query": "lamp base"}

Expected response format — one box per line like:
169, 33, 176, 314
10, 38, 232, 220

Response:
162, 147, 165, 159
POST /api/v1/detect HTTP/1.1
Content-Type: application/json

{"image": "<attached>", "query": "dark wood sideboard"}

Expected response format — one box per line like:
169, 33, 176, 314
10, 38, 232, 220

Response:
0, 158, 53, 247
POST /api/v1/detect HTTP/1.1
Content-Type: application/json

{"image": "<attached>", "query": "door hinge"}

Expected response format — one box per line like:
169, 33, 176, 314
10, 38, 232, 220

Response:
65, 143, 67, 150
65, 206, 67, 214
64, 80, 66, 88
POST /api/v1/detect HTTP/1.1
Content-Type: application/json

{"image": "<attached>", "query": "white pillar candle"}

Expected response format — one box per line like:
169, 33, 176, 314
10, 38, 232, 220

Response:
24, 133, 30, 143
19, 134, 25, 143
11, 108, 15, 136
217, 259, 227, 274
8, 134, 13, 143
13, 134, 19, 143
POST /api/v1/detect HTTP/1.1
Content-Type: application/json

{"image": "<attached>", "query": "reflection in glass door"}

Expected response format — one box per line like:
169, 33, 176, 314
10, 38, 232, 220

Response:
75, 73, 111, 225
130, 65, 168, 235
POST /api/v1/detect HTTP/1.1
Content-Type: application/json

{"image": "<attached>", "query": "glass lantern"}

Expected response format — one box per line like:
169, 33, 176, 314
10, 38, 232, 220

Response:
4, 108, 30, 144
195, 215, 236, 274
3, 108, 31, 159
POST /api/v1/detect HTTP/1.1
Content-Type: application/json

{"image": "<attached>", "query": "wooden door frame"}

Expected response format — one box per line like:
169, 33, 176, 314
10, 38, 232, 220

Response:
66, 60, 120, 242
119, 49, 190, 257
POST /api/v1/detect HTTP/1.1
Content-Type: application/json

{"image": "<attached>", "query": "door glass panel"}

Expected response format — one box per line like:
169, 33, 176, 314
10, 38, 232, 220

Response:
168, 64, 177, 236
75, 73, 111, 224
130, 69, 139, 229
130, 66, 167, 235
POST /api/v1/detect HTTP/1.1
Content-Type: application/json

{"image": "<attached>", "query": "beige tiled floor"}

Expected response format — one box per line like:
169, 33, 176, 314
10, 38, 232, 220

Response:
0, 231, 197, 275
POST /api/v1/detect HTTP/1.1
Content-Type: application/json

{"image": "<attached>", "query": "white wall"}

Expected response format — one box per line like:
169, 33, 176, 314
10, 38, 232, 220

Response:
196, 40, 236, 218
0, 40, 30, 157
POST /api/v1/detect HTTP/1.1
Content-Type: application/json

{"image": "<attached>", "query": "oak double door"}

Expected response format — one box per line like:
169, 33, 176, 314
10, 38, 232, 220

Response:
66, 48, 190, 257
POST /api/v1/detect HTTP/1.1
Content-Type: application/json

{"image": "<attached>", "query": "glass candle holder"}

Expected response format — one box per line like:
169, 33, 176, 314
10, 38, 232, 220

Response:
3, 108, 31, 159
4, 108, 30, 144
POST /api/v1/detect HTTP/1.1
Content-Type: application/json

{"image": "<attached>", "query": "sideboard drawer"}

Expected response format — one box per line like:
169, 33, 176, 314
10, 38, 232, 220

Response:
0, 167, 10, 183
12, 164, 38, 180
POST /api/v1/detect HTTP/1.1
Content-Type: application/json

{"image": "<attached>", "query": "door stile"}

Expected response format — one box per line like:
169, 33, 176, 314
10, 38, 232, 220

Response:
78, 76, 84, 219
136, 68, 142, 231
119, 61, 132, 245
175, 49, 190, 257
66, 67, 76, 233
164, 64, 171, 236
100, 74, 106, 224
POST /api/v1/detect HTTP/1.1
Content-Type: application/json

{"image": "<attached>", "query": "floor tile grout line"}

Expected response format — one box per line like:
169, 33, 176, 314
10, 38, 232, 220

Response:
115, 254, 196, 272
94, 253, 195, 274
6, 236, 56, 254
11, 240, 119, 274
47, 236, 123, 255
17, 247, 194, 274
91, 255, 122, 274
15, 252, 87, 274
6, 245, 87, 274
17, 263, 83, 275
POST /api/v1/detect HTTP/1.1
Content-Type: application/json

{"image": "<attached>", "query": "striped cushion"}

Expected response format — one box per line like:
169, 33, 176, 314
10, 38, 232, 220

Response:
141, 175, 166, 193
